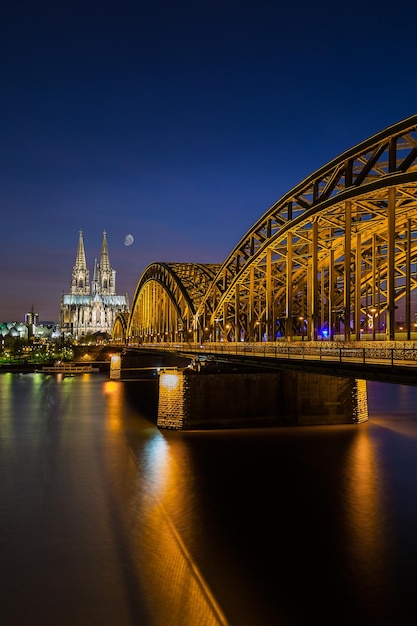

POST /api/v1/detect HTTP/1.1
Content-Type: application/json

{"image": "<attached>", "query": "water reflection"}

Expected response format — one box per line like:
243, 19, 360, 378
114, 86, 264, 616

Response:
1, 374, 231, 626
341, 423, 397, 616
103, 379, 229, 626
4, 374, 417, 625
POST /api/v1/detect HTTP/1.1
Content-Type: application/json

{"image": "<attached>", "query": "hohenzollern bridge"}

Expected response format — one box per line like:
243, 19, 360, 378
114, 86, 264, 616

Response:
112, 114, 417, 347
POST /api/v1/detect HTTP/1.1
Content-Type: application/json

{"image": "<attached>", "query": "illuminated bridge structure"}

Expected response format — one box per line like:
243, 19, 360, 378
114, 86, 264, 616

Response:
113, 114, 417, 346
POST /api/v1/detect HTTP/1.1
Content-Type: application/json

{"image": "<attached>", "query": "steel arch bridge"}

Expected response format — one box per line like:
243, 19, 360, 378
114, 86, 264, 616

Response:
116, 114, 417, 345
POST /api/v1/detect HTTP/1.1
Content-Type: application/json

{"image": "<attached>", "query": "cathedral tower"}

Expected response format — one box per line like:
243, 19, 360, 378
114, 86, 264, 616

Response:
60, 231, 129, 339
98, 231, 116, 295
70, 230, 90, 295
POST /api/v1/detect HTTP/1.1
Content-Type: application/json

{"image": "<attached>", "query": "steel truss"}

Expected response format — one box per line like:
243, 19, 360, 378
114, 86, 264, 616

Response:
122, 114, 417, 344
126, 262, 221, 343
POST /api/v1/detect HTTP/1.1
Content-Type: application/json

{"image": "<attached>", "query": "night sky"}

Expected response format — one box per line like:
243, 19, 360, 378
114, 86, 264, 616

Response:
2, 1, 417, 322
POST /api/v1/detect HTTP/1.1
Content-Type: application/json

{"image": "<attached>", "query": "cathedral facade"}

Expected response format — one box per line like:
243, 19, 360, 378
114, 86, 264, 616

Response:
60, 231, 129, 339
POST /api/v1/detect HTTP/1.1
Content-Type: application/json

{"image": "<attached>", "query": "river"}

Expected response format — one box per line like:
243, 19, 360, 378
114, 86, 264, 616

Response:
1, 371, 417, 625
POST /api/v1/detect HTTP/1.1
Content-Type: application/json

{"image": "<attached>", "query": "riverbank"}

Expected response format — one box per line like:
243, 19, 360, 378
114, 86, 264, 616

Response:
0, 363, 39, 373
0, 361, 109, 374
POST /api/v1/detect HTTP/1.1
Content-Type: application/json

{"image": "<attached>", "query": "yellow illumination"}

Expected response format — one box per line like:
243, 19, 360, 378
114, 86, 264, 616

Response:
110, 353, 122, 379
103, 380, 119, 395
110, 354, 121, 367
160, 371, 180, 390
103, 379, 122, 431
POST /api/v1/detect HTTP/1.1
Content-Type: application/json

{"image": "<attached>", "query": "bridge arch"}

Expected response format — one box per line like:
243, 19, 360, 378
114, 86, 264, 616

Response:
120, 114, 417, 344
127, 262, 221, 343
111, 311, 129, 343
194, 113, 417, 342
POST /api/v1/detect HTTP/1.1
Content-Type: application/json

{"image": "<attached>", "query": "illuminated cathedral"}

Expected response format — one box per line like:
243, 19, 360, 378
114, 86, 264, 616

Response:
60, 230, 129, 339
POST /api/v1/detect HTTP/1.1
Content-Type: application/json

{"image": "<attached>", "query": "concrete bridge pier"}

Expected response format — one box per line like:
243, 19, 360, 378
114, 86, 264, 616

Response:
157, 369, 369, 430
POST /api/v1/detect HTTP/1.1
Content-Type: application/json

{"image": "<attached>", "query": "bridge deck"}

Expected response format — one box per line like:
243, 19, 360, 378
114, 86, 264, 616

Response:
123, 341, 417, 386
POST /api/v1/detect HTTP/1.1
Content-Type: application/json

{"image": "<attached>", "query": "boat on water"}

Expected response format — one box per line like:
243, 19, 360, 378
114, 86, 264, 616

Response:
37, 362, 95, 374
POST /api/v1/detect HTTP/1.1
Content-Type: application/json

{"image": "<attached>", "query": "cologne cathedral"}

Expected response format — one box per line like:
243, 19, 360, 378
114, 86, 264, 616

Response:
60, 230, 129, 339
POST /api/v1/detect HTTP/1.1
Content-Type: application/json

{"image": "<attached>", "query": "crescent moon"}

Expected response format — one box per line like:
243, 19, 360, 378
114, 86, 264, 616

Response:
124, 234, 134, 246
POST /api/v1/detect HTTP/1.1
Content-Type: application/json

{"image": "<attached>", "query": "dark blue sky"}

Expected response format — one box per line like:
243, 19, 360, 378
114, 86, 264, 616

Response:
1, 0, 417, 321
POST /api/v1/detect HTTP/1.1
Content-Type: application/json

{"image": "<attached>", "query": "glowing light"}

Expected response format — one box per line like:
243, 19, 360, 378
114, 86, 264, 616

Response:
103, 380, 123, 431
124, 234, 134, 246
103, 380, 119, 395
110, 354, 121, 367
110, 353, 121, 380
160, 371, 180, 390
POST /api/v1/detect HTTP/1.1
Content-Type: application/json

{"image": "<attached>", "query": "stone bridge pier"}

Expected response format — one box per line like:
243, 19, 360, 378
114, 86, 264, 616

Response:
157, 368, 368, 430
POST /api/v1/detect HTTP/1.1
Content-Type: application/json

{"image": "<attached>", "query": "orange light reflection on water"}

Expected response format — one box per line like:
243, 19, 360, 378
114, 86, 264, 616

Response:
101, 378, 228, 626
342, 423, 395, 596
103, 380, 123, 431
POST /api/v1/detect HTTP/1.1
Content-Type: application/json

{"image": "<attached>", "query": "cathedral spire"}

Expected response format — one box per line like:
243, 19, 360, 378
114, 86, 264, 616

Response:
97, 230, 115, 294
99, 230, 111, 272
92, 258, 98, 295
70, 230, 90, 295
61, 230, 128, 338
75, 230, 87, 271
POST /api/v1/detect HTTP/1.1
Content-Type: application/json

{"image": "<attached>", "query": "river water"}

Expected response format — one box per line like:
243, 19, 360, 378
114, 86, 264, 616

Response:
1, 371, 417, 626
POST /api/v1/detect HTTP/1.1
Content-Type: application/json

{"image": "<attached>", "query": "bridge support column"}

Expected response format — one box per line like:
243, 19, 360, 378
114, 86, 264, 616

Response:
387, 186, 396, 341
157, 369, 368, 430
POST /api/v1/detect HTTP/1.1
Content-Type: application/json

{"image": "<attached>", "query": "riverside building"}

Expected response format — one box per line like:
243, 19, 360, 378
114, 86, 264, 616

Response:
60, 230, 129, 340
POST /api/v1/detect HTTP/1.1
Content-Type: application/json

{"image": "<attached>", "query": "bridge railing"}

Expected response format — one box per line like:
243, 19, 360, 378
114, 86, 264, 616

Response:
129, 341, 417, 367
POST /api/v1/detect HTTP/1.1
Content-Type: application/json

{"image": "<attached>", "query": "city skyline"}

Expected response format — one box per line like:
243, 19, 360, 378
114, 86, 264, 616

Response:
2, 2, 417, 321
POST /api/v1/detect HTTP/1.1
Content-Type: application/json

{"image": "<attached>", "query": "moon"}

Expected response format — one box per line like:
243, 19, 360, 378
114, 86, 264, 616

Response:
124, 234, 134, 246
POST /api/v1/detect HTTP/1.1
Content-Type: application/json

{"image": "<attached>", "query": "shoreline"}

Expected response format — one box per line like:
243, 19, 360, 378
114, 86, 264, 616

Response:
0, 362, 108, 374
0, 363, 39, 373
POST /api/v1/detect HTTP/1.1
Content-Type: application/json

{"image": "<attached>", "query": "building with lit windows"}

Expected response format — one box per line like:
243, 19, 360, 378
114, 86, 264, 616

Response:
24, 306, 39, 326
